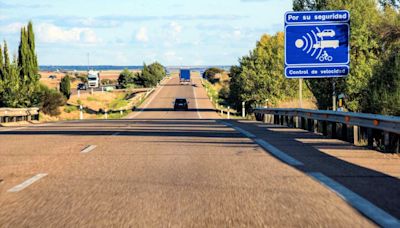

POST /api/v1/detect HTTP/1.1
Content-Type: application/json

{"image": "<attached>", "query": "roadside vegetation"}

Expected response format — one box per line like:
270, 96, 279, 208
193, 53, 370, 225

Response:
118, 62, 166, 89
0, 22, 66, 117
208, 0, 399, 116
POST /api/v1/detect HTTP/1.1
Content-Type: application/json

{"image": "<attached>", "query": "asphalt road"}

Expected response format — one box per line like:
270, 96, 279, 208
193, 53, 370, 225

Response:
0, 76, 379, 227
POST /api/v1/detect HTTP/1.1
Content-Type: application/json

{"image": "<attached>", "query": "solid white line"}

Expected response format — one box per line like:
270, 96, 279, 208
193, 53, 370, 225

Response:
7, 173, 48, 193
0, 127, 27, 132
308, 172, 400, 227
220, 121, 256, 138
192, 82, 202, 119
255, 139, 304, 166
81, 145, 97, 154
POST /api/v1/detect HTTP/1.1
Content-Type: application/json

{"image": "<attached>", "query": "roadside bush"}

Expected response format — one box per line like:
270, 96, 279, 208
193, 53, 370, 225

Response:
118, 69, 135, 89
64, 105, 78, 113
60, 75, 71, 99
40, 86, 66, 116
101, 79, 117, 85
203, 68, 223, 83
76, 74, 88, 83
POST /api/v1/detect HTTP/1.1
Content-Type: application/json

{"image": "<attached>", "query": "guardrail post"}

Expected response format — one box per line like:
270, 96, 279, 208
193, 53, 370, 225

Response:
80, 105, 83, 120
384, 132, 390, 150
341, 124, 348, 141
367, 128, 374, 148
314, 120, 318, 133
353, 125, 360, 145
120, 110, 123, 115
242, 102, 246, 118
105, 110, 108, 119
331, 122, 337, 138
307, 119, 312, 131
322, 121, 328, 136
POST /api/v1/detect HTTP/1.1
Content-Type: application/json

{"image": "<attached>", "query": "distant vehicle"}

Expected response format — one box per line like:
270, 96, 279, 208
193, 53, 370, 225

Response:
313, 40, 339, 49
173, 98, 189, 111
77, 83, 88, 90
179, 69, 191, 84
48, 75, 57, 79
317, 29, 336, 38
87, 70, 101, 88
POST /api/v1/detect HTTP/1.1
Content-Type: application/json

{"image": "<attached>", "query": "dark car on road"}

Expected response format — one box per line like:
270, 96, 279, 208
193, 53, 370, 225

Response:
173, 98, 189, 111
77, 83, 88, 90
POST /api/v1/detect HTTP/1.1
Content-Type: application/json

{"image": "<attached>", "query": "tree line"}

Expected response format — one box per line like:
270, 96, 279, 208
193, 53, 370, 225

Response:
0, 22, 65, 115
118, 62, 166, 89
227, 0, 400, 115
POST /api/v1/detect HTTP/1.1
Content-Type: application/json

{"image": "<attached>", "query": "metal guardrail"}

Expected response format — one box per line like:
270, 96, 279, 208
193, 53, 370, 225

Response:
254, 108, 400, 153
0, 108, 40, 124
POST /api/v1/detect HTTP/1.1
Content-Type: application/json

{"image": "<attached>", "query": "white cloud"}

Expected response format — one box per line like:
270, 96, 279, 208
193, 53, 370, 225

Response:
36, 23, 100, 44
136, 27, 149, 42
0, 22, 24, 34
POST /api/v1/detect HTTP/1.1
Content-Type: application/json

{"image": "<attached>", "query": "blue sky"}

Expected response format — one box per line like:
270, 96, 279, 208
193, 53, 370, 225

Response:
0, 0, 293, 66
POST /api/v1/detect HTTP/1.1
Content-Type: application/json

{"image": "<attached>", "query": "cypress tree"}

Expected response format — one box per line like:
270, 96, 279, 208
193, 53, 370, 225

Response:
27, 21, 38, 77
18, 27, 29, 81
0, 44, 3, 80
3, 41, 10, 76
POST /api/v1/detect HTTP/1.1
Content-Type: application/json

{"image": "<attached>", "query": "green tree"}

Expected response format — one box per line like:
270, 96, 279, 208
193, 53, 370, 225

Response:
60, 75, 71, 99
294, 0, 380, 111
118, 68, 135, 88
137, 62, 166, 88
228, 32, 299, 111
203, 67, 224, 83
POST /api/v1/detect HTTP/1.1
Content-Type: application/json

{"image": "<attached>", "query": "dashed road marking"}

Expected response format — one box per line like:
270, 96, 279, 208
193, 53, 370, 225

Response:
81, 145, 97, 154
111, 132, 120, 136
255, 139, 304, 166
7, 173, 48, 193
308, 172, 400, 227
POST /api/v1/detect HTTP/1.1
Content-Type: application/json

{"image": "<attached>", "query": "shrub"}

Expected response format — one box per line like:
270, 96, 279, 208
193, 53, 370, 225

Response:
64, 105, 78, 113
60, 75, 71, 99
40, 86, 66, 116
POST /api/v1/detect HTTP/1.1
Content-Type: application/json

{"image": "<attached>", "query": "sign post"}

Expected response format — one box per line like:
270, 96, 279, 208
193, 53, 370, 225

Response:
285, 10, 350, 109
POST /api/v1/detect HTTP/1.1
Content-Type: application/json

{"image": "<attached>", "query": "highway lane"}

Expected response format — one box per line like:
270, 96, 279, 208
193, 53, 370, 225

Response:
0, 75, 374, 227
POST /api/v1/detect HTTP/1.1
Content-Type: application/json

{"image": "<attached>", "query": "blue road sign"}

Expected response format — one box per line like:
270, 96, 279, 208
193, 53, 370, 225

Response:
285, 10, 350, 78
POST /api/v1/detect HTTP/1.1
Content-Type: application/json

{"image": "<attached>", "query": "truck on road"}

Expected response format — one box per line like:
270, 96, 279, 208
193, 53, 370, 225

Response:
87, 70, 101, 88
179, 69, 191, 84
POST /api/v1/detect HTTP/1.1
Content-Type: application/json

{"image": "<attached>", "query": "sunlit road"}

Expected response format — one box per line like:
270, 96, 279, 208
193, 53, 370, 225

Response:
0, 76, 380, 227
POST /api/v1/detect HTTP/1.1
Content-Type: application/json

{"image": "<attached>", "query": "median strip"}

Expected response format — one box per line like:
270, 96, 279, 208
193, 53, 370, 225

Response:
81, 145, 97, 154
7, 173, 48, 193
308, 172, 400, 227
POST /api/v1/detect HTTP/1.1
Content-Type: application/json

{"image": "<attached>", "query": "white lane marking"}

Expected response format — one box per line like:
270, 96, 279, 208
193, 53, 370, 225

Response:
308, 172, 400, 227
81, 145, 97, 154
255, 139, 304, 166
111, 132, 120, 136
7, 173, 48, 193
192, 82, 202, 119
130, 77, 171, 119
220, 121, 256, 138
0, 127, 27, 132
